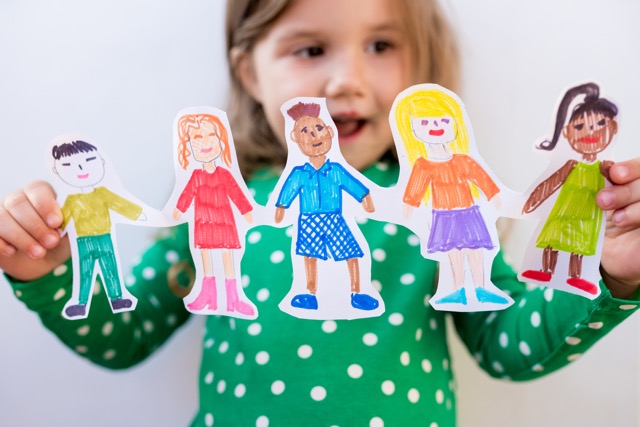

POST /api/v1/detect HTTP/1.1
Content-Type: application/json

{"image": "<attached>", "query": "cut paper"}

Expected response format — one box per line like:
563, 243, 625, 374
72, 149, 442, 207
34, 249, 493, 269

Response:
164, 107, 258, 319
47, 134, 170, 320
268, 97, 385, 320
390, 84, 517, 312
517, 82, 618, 299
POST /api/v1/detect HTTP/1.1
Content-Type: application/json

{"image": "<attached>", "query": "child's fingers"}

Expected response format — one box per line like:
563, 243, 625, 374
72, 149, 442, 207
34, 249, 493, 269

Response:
611, 199, 640, 228
0, 205, 46, 259
597, 177, 640, 212
609, 158, 640, 185
23, 180, 62, 228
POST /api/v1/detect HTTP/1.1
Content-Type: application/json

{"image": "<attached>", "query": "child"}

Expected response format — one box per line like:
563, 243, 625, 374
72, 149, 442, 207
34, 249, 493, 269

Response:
1, 0, 640, 426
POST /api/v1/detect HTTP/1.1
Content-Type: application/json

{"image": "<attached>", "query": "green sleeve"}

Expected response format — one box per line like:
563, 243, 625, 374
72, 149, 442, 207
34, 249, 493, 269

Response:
6, 225, 193, 370
452, 252, 640, 381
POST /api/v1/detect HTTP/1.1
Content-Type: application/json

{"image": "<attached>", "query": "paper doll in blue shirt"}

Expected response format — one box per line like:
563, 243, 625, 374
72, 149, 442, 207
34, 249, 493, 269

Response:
275, 102, 378, 311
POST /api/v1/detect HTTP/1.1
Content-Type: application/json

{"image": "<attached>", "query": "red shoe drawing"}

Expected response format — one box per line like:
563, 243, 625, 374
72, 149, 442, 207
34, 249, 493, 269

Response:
566, 277, 598, 295
521, 270, 552, 282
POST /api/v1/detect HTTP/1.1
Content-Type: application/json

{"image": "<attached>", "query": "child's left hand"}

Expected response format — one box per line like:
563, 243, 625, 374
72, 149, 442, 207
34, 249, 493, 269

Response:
597, 157, 640, 299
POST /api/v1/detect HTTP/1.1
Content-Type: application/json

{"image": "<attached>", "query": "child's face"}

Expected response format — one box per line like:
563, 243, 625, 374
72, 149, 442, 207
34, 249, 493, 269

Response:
54, 151, 105, 188
563, 111, 617, 156
240, 0, 413, 170
188, 121, 222, 164
410, 116, 457, 145
290, 115, 334, 158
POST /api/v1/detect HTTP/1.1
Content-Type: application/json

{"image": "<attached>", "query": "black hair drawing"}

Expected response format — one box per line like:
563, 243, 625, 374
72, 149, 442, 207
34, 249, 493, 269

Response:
52, 140, 97, 160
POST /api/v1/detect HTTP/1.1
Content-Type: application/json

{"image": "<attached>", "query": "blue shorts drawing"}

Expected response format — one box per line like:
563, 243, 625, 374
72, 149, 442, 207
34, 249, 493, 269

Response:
296, 213, 364, 261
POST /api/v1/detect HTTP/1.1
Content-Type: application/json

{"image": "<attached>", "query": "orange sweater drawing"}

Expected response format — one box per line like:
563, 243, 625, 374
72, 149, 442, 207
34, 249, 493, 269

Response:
403, 154, 499, 210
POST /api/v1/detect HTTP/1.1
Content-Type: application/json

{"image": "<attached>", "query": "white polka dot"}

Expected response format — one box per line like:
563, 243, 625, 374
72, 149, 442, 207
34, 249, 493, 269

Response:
217, 380, 226, 393
474, 352, 482, 363
363, 333, 378, 346
589, 322, 604, 329
256, 351, 270, 365
204, 338, 215, 349
102, 321, 113, 336
442, 359, 449, 371
93, 282, 101, 295
430, 423, 439, 427
124, 275, 136, 287
149, 294, 160, 308
566, 336, 581, 345
248, 323, 262, 336
485, 311, 498, 324
381, 380, 395, 395
235, 384, 246, 398
52, 264, 68, 276
532, 364, 544, 372
242, 275, 250, 287
422, 359, 432, 373
270, 251, 285, 264
408, 388, 420, 403
356, 217, 368, 225
435, 389, 444, 404
103, 349, 116, 360
310, 386, 326, 401
235, 353, 245, 365
165, 250, 179, 263
499, 332, 508, 348
376, 162, 389, 171
530, 311, 541, 328
14, 290, 22, 298
518, 298, 527, 308
285, 226, 294, 237
372, 249, 386, 262
348, 364, 363, 379
249, 188, 257, 197
519, 341, 531, 356
492, 361, 504, 373
415, 328, 423, 341
383, 223, 397, 235
120, 311, 131, 324
568, 353, 581, 362
76, 325, 90, 337
248, 231, 262, 244
256, 289, 269, 302
204, 372, 214, 384
143, 321, 154, 333
372, 280, 382, 292
322, 320, 337, 333
620, 304, 637, 310
142, 267, 156, 280
424, 294, 431, 307
75, 345, 88, 354
271, 380, 285, 395
400, 351, 410, 366
256, 415, 269, 427
389, 313, 404, 326
53, 288, 66, 301
219, 341, 229, 354
370, 417, 384, 427
400, 273, 415, 285
166, 314, 177, 326
297, 345, 313, 359
204, 413, 214, 427
407, 235, 420, 246
429, 318, 438, 330
544, 288, 554, 302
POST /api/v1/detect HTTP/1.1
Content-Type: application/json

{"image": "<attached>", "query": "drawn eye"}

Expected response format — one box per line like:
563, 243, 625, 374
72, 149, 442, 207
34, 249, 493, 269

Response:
62, 163, 71, 166
86, 157, 96, 162
574, 123, 584, 131
597, 119, 606, 126
315, 125, 324, 132
193, 134, 203, 139
441, 118, 450, 124
421, 119, 429, 126
301, 128, 308, 134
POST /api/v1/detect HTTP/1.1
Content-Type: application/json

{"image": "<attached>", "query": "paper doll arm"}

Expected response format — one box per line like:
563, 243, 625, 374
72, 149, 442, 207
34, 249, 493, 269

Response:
600, 160, 614, 182
275, 167, 303, 209
452, 251, 640, 381
522, 159, 578, 213
220, 168, 253, 215
97, 187, 143, 221
461, 155, 500, 200
175, 171, 198, 214
334, 163, 370, 203
403, 158, 431, 207
5, 225, 192, 369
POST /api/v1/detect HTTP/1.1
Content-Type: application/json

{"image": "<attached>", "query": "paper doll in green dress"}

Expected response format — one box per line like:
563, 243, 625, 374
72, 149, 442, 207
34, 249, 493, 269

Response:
520, 83, 617, 297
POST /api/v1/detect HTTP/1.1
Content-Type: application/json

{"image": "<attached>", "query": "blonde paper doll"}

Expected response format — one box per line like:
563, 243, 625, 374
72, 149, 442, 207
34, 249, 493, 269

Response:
395, 84, 512, 310
172, 111, 256, 317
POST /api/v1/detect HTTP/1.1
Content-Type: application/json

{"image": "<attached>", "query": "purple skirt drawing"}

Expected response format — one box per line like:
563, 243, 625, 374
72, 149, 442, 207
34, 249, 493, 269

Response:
427, 205, 494, 253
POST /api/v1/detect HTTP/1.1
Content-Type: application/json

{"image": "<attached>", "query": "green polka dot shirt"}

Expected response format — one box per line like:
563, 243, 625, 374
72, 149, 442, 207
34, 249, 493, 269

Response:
9, 162, 639, 427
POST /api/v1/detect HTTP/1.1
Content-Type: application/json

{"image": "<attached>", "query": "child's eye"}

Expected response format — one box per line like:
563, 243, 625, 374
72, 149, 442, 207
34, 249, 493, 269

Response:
573, 123, 584, 131
368, 40, 393, 54
295, 46, 324, 58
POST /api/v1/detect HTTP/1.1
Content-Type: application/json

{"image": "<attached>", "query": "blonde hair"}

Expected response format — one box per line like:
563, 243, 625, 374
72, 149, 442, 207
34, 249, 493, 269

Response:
225, 0, 460, 177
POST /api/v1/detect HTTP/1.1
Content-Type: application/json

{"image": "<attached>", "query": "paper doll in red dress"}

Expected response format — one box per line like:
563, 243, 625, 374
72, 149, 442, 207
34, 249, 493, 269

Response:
171, 108, 257, 318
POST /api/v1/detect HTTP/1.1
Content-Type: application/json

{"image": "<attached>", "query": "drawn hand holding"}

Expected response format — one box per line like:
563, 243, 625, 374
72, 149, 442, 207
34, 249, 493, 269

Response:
0, 180, 71, 281
597, 158, 640, 299
138, 212, 148, 222
243, 211, 254, 224
361, 194, 375, 213
172, 207, 182, 221
491, 195, 502, 211
274, 206, 285, 224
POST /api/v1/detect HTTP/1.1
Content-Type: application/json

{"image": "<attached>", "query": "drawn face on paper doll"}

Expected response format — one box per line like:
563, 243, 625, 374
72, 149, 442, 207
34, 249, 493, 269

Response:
410, 115, 457, 145
188, 121, 223, 164
563, 111, 617, 156
52, 141, 105, 188
291, 115, 335, 158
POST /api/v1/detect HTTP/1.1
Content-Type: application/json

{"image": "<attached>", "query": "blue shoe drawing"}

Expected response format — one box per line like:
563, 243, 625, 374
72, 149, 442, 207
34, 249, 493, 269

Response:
351, 293, 379, 311
291, 294, 318, 310
475, 287, 508, 304
435, 288, 467, 305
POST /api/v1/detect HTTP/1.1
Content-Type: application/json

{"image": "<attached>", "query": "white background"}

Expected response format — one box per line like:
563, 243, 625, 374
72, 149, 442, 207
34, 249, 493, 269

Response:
1, 1, 639, 426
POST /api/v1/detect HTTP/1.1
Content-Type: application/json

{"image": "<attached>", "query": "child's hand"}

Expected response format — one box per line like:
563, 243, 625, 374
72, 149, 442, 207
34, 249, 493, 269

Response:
0, 181, 71, 281
598, 158, 640, 299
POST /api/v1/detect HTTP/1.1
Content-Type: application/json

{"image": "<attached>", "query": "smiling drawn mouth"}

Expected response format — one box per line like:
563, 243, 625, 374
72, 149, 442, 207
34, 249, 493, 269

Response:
201, 147, 214, 153
77, 174, 89, 179
312, 142, 323, 147
578, 137, 600, 143
429, 129, 445, 136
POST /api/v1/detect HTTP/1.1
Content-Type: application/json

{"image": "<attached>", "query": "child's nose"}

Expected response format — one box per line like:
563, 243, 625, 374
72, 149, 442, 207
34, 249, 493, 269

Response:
325, 52, 365, 98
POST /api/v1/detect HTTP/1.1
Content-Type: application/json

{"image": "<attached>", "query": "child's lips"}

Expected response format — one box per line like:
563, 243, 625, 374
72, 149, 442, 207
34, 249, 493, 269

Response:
334, 118, 366, 141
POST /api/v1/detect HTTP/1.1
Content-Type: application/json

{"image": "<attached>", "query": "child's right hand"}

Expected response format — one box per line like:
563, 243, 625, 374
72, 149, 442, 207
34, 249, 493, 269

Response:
0, 181, 70, 281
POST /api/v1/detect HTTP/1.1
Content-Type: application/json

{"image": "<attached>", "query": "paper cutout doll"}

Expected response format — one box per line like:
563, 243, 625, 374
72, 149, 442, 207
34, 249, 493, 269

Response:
392, 84, 514, 312
169, 107, 257, 318
272, 98, 384, 320
48, 137, 150, 319
519, 82, 617, 298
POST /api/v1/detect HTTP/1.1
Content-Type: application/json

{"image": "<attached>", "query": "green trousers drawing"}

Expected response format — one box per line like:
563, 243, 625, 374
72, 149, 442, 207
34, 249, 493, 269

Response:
77, 234, 122, 304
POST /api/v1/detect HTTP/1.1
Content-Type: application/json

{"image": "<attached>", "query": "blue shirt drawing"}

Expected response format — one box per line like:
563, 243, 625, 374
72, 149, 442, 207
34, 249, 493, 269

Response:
276, 160, 369, 214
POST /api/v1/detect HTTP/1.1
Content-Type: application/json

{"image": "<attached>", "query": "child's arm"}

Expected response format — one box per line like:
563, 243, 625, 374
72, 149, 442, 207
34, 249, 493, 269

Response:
0, 180, 70, 281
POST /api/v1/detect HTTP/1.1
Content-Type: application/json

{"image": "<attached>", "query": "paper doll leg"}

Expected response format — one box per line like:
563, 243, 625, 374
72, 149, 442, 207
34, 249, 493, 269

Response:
291, 257, 319, 310
95, 235, 133, 311
522, 246, 558, 282
187, 250, 218, 311
467, 249, 509, 304
434, 250, 468, 305
347, 258, 379, 311
222, 250, 255, 316
64, 237, 96, 318
566, 253, 598, 295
